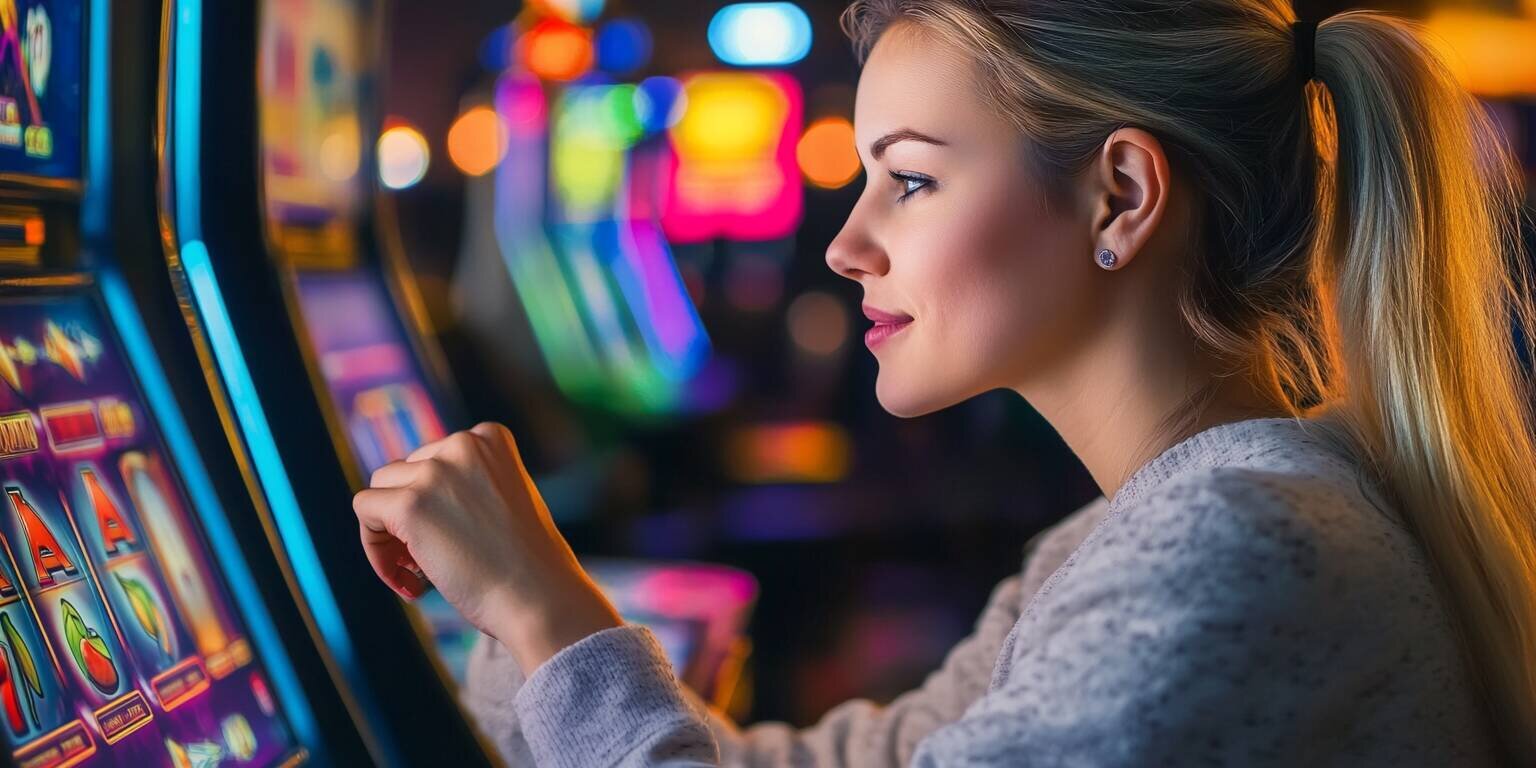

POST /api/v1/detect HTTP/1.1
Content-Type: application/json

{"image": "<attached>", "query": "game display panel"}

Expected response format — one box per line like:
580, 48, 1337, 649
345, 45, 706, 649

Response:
294, 270, 446, 477
0, 290, 303, 767
0, 0, 82, 181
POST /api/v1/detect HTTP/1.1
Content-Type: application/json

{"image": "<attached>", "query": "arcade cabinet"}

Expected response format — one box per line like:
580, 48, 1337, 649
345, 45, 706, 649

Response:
0, 0, 359, 764
159, 0, 493, 765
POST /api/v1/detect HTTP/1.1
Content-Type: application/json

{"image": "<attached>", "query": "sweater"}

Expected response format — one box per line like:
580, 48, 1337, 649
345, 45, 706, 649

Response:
462, 416, 1503, 766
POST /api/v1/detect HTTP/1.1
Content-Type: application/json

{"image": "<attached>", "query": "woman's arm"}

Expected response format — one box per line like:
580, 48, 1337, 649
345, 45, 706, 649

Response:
352, 426, 1122, 766
459, 496, 1113, 767
463, 575, 1026, 767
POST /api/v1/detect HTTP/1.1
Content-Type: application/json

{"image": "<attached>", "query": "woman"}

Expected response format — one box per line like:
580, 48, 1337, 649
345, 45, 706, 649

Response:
353, 1, 1536, 765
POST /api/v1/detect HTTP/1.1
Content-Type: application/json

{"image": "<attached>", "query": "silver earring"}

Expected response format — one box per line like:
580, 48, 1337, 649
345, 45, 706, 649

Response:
1096, 248, 1118, 270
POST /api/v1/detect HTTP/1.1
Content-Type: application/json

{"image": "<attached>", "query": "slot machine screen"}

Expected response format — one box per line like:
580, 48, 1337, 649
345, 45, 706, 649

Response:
0, 0, 82, 181
259, 0, 364, 259
0, 290, 304, 766
294, 270, 446, 476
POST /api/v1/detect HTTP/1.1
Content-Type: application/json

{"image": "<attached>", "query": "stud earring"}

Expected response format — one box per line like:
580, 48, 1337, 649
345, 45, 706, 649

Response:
1096, 248, 1119, 270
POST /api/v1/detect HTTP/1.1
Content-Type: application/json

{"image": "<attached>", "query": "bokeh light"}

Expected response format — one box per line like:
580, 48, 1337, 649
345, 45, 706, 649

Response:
672, 74, 788, 165
596, 18, 652, 75
634, 76, 686, 133
478, 24, 516, 72
552, 84, 644, 214
1424, 11, 1536, 97
708, 3, 813, 67
796, 117, 860, 189
318, 121, 361, 181
787, 291, 849, 356
523, 18, 594, 82
533, 0, 605, 24
665, 71, 803, 244
726, 421, 852, 484
377, 124, 430, 190
447, 106, 508, 177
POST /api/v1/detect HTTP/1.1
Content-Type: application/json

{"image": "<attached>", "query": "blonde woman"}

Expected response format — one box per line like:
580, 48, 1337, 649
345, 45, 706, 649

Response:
353, 1, 1536, 764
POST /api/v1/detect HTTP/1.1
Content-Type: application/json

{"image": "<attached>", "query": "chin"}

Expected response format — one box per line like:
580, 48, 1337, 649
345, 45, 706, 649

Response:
873, 372, 967, 418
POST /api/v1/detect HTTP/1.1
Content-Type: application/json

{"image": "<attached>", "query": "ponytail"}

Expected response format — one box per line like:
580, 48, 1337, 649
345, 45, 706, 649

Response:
1318, 12, 1536, 762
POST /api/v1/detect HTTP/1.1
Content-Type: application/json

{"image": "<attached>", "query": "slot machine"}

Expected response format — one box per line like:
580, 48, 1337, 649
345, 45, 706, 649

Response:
0, 0, 363, 765
158, 0, 493, 764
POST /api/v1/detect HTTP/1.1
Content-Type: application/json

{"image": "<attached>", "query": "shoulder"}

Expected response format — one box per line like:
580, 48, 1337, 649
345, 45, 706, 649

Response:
1029, 461, 1415, 633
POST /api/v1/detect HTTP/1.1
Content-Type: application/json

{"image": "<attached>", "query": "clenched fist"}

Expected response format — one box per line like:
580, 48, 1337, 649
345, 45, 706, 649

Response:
353, 422, 622, 673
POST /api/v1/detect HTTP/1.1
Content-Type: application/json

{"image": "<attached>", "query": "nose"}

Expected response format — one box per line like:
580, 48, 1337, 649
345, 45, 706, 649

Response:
825, 204, 888, 282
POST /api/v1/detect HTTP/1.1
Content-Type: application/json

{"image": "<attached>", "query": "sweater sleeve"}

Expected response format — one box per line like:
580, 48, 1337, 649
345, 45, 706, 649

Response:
472, 575, 1024, 768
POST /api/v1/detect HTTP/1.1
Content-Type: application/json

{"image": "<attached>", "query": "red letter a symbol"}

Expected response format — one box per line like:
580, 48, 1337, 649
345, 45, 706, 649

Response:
81, 470, 136, 555
8, 488, 77, 587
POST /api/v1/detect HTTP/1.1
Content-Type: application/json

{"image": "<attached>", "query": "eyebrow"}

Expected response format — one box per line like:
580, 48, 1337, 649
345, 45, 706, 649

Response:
869, 129, 948, 161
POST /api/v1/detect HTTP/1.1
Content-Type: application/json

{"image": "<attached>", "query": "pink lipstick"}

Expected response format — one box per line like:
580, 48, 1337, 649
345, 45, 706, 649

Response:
863, 305, 913, 349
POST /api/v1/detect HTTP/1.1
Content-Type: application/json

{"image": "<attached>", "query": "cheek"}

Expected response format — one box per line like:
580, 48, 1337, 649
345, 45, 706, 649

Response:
916, 189, 1092, 375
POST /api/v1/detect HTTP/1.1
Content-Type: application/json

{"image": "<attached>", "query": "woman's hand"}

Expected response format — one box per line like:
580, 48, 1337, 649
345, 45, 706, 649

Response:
352, 422, 622, 673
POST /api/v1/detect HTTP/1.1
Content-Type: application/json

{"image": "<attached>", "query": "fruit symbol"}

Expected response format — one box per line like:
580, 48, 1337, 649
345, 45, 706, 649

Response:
61, 599, 118, 694
0, 643, 21, 734
2, 612, 42, 729
117, 573, 173, 662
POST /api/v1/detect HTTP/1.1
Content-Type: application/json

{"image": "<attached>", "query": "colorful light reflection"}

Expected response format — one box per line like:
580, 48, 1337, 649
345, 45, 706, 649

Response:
596, 18, 652, 75
663, 71, 803, 244
522, 18, 595, 82
448, 106, 508, 177
798, 116, 860, 189
726, 421, 852, 484
377, 123, 429, 190
708, 2, 813, 67
493, 76, 711, 415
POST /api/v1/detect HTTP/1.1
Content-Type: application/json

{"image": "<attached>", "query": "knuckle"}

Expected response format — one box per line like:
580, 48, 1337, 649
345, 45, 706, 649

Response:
368, 465, 391, 488
417, 458, 447, 484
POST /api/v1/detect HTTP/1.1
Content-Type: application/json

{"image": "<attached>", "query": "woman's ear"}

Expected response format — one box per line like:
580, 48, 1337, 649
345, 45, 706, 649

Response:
1086, 127, 1170, 271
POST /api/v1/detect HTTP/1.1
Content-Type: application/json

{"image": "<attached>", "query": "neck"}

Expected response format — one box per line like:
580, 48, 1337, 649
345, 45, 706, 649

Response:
1015, 304, 1287, 502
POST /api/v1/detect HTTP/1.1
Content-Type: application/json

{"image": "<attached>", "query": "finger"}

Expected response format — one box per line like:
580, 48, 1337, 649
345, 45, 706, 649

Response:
406, 434, 451, 463
353, 486, 410, 537
358, 520, 425, 599
369, 459, 423, 489
470, 422, 521, 462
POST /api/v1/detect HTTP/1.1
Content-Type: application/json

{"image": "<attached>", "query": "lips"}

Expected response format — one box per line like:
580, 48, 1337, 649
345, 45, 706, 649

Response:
863, 305, 913, 350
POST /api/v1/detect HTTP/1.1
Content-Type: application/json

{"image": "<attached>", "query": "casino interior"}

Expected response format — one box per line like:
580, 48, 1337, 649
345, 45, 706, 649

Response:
0, 0, 1525, 766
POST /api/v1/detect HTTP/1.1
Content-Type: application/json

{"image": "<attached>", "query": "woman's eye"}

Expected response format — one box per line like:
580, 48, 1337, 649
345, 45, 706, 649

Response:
889, 172, 934, 203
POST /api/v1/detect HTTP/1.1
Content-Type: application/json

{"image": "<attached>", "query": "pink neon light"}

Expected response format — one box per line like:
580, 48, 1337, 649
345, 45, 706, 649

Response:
661, 71, 804, 244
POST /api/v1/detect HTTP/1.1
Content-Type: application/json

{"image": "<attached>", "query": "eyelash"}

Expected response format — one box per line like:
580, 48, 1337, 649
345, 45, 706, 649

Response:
889, 171, 935, 203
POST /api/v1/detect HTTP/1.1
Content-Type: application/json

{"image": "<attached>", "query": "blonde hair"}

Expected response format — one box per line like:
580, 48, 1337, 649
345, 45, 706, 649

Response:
842, 1, 1536, 762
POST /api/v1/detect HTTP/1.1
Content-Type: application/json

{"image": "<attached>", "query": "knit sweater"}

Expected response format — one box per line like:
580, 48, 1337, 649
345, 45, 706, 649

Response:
462, 417, 1502, 766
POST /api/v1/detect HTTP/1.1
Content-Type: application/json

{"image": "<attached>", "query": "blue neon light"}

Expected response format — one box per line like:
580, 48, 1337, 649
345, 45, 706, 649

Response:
81, 0, 110, 240
595, 19, 652, 75
708, 3, 813, 67
99, 269, 323, 753
169, 1, 400, 762
85, 0, 320, 754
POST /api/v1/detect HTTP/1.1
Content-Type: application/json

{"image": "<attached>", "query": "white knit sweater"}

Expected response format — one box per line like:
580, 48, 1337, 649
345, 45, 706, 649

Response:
462, 417, 1503, 766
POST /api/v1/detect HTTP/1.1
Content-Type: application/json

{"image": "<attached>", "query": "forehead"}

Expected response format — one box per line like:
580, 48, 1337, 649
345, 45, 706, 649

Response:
853, 24, 998, 151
